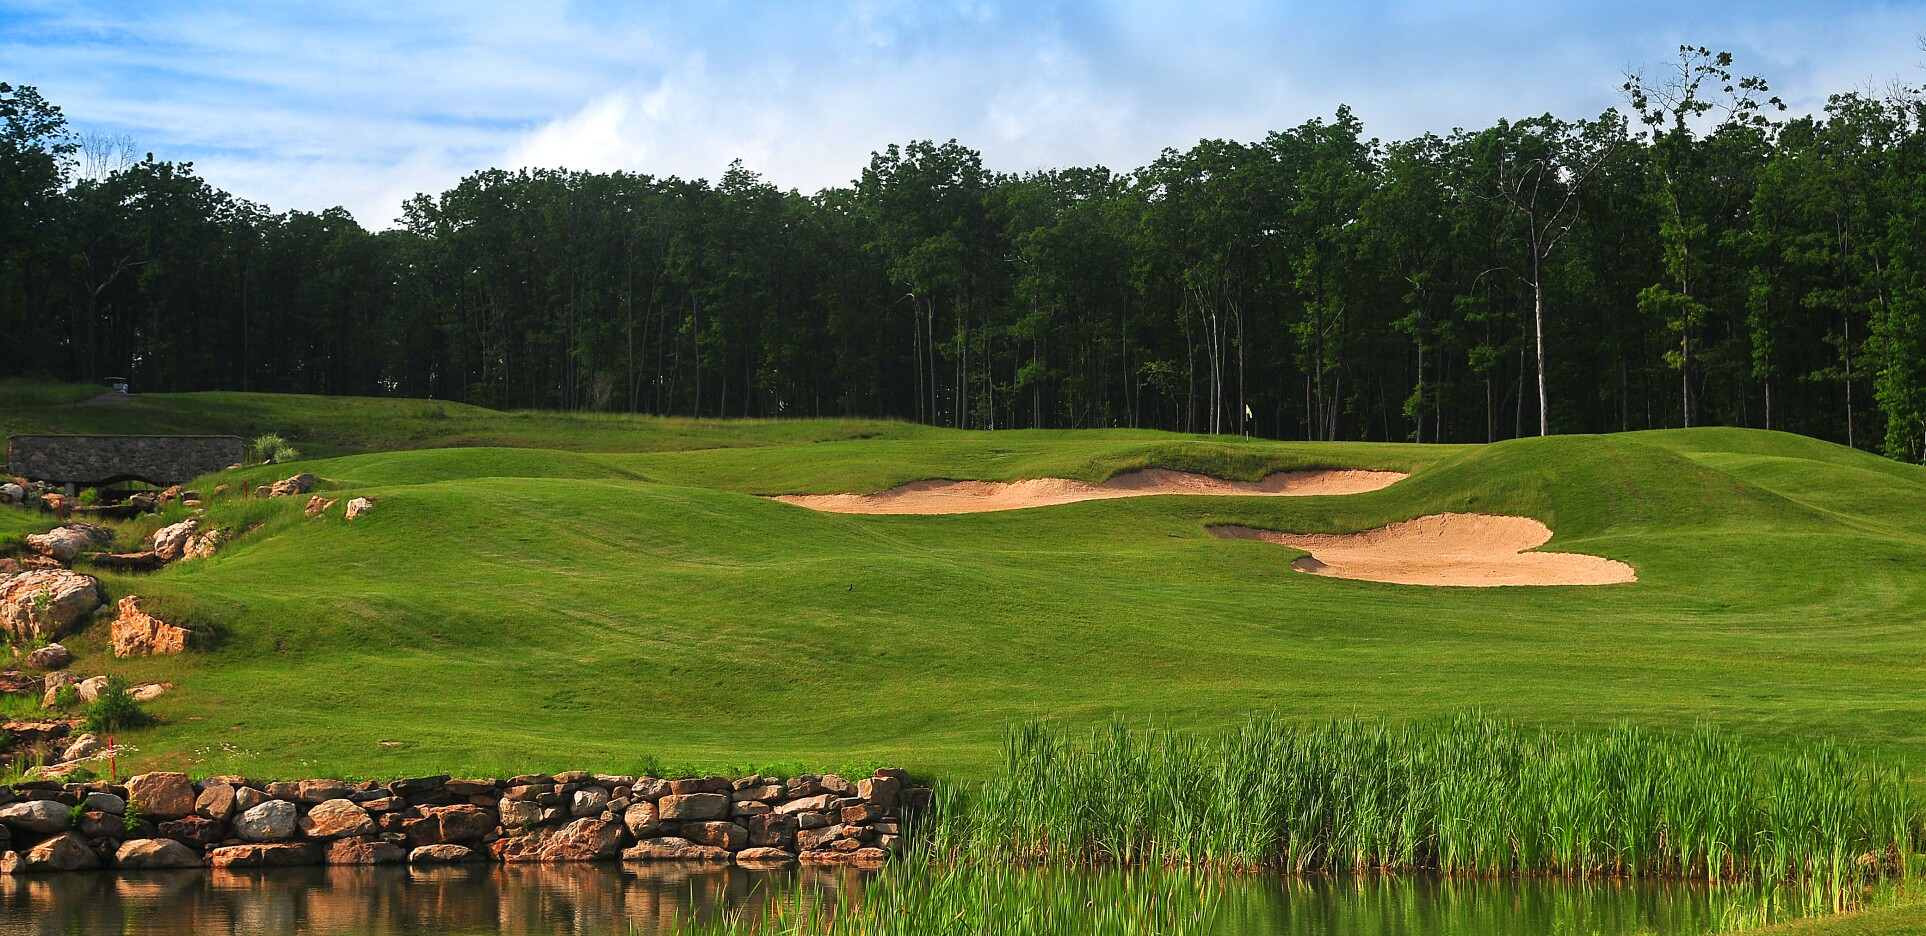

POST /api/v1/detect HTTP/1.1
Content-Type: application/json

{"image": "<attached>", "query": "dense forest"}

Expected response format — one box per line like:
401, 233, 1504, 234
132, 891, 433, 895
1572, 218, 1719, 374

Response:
4, 49, 1926, 460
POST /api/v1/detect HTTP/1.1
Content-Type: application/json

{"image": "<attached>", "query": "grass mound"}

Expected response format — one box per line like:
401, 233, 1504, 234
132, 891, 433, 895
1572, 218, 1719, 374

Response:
0, 388, 1918, 784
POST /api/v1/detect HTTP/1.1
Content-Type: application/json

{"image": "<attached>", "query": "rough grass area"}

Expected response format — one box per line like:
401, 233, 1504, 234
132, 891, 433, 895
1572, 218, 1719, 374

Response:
947, 714, 1914, 889
2, 387, 1923, 784
0, 387, 929, 458
0, 378, 103, 409
1747, 899, 1926, 935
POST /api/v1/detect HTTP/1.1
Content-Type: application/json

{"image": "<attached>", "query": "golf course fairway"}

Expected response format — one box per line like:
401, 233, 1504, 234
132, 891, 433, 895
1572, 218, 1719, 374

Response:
4, 388, 1924, 784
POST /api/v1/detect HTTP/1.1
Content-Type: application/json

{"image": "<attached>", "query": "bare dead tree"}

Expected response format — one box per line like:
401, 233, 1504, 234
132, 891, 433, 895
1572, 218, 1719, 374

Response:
76, 132, 139, 181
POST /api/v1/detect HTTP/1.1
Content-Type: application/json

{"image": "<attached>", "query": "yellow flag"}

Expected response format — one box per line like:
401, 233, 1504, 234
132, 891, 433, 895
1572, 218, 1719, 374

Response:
1244, 404, 1253, 419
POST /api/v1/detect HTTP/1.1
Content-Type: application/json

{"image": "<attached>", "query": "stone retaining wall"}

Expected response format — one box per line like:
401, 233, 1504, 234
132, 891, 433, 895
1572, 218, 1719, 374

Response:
0, 769, 928, 874
6, 435, 244, 487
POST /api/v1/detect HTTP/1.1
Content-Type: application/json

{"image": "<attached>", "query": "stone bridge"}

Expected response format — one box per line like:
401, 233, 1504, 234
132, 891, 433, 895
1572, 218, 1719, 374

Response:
6, 435, 245, 487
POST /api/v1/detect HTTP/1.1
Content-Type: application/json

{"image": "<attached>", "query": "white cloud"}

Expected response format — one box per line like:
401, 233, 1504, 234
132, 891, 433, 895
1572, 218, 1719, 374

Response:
5, 0, 1922, 226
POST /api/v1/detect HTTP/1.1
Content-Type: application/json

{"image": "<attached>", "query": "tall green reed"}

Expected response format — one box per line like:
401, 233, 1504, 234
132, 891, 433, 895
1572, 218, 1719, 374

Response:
944, 712, 1919, 893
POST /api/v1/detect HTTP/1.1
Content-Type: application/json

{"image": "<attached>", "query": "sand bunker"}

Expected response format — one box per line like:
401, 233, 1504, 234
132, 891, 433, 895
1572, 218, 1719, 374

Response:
771, 468, 1407, 515
1210, 513, 1635, 587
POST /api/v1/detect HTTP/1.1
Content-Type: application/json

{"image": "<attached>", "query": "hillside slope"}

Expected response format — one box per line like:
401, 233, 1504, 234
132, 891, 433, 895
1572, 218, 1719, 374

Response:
7, 391, 1922, 779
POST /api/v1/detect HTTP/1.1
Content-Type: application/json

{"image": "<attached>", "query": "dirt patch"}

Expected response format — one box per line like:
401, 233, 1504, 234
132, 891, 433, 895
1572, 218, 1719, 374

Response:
1210, 513, 1636, 586
771, 468, 1408, 515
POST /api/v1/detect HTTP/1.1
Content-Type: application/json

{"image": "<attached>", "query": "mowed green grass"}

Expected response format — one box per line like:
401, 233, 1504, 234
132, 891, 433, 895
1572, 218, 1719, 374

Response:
0, 381, 924, 458
6, 390, 1925, 784
1751, 900, 1926, 936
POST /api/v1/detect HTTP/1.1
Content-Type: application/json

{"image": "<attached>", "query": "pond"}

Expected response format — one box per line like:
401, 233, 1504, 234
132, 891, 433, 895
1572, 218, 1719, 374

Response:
0, 863, 1822, 935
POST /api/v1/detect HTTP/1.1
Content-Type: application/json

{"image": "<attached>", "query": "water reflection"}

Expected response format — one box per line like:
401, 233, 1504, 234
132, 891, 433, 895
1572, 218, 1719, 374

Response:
0, 864, 862, 936
1211, 875, 1786, 936
0, 863, 1806, 936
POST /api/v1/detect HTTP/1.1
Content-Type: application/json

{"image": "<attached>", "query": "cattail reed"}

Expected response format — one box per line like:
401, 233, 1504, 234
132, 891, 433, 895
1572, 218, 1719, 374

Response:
941, 712, 1917, 894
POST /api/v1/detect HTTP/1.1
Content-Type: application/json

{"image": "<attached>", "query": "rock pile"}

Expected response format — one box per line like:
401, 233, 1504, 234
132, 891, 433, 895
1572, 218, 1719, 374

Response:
0, 569, 102, 643
0, 769, 926, 874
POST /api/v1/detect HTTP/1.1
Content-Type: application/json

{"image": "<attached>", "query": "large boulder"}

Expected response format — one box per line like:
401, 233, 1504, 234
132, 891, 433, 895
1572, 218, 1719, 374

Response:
491, 818, 623, 863
74, 675, 110, 703
128, 771, 198, 820
22, 643, 70, 670
796, 824, 849, 851
570, 787, 609, 818
621, 837, 731, 862
87, 552, 165, 572
734, 847, 797, 866
116, 838, 204, 869
773, 793, 833, 815
683, 821, 748, 850
325, 837, 405, 865
60, 733, 101, 763
158, 816, 224, 850
151, 518, 199, 561
669, 776, 730, 795
409, 844, 479, 864
621, 801, 660, 838
294, 779, 355, 803
24, 523, 111, 562
265, 474, 317, 498
73, 809, 123, 839
208, 842, 321, 868
444, 779, 497, 798
732, 783, 785, 803
233, 800, 298, 842
182, 528, 227, 560
658, 793, 728, 821
23, 832, 98, 872
195, 782, 237, 822
345, 497, 375, 520
111, 596, 191, 657
745, 813, 798, 848
0, 799, 72, 835
498, 800, 541, 828
299, 799, 375, 839
0, 570, 101, 642
401, 804, 495, 846
840, 801, 890, 825
82, 791, 125, 814
0, 720, 71, 749
857, 775, 901, 809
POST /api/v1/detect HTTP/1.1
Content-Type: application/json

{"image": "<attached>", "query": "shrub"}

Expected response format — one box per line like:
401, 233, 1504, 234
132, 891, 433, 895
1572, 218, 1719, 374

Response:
248, 433, 301, 465
80, 676, 156, 734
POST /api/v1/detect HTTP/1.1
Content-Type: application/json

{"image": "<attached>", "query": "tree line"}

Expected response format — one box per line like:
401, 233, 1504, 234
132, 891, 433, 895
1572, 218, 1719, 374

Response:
4, 48, 1925, 460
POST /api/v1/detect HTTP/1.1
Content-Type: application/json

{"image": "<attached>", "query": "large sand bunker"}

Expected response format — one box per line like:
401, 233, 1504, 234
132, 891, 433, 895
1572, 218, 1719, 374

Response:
771, 468, 1407, 515
1210, 513, 1636, 587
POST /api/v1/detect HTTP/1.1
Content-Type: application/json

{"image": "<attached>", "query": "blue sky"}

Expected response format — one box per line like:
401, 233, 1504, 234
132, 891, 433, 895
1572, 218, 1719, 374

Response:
3, 1, 1921, 227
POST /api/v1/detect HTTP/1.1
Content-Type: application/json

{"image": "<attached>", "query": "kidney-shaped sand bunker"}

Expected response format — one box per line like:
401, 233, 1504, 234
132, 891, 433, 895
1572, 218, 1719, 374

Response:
770, 468, 1407, 515
1210, 513, 1635, 587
